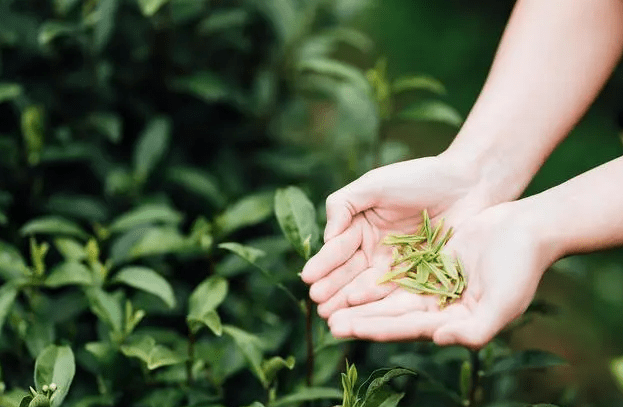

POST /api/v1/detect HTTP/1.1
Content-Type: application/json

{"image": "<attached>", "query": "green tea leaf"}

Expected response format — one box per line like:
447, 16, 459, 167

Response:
133, 117, 171, 182
0, 83, 22, 103
222, 325, 267, 387
392, 75, 446, 95
261, 355, 295, 385
109, 204, 183, 233
274, 186, 319, 259
611, 355, 623, 392
126, 227, 187, 260
271, 387, 343, 407
166, 166, 226, 208
362, 368, 416, 406
298, 58, 371, 96
218, 242, 266, 265
397, 100, 462, 127
85, 288, 123, 334
374, 392, 405, 407
485, 350, 567, 376
38, 21, 75, 45
0, 240, 28, 280
92, 0, 117, 53
45, 262, 93, 287
120, 334, 187, 370
20, 216, 88, 239
214, 192, 274, 237
34, 345, 75, 407
187, 275, 228, 335
170, 72, 231, 103
88, 112, 122, 143
136, 0, 170, 16
53, 238, 86, 261
0, 283, 18, 332
112, 266, 176, 309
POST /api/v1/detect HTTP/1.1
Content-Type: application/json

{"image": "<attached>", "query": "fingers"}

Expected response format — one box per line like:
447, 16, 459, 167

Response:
301, 216, 364, 284
309, 250, 367, 304
324, 172, 379, 241
328, 306, 461, 341
315, 264, 396, 318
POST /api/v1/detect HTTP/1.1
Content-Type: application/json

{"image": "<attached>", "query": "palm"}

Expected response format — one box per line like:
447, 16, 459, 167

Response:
301, 156, 485, 319
322, 204, 548, 348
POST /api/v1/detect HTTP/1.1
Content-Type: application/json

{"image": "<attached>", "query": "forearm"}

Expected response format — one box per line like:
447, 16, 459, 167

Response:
443, 0, 623, 205
516, 155, 623, 262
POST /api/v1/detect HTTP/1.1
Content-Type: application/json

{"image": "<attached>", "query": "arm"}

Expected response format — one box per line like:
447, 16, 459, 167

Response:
443, 0, 623, 207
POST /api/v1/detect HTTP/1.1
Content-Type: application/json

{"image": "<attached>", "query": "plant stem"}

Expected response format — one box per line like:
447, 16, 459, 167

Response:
305, 297, 314, 386
187, 328, 196, 386
468, 349, 481, 407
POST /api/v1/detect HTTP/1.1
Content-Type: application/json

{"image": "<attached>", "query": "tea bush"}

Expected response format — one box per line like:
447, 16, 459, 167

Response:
0, 0, 580, 406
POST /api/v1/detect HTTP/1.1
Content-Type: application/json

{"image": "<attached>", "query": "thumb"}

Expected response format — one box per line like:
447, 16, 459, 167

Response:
324, 174, 378, 241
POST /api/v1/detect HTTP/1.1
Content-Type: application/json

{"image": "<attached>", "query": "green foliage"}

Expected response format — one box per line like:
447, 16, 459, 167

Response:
0, 0, 573, 406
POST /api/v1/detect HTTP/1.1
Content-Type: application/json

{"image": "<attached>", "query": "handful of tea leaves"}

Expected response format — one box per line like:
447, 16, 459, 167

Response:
378, 210, 466, 306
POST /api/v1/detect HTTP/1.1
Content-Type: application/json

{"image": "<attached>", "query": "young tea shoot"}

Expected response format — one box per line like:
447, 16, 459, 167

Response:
378, 210, 466, 306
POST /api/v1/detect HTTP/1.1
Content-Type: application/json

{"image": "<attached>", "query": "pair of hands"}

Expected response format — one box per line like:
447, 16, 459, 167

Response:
301, 155, 554, 348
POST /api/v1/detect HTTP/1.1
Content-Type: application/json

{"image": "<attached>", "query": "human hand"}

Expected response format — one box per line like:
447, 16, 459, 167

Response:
323, 201, 557, 348
300, 153, 492, 319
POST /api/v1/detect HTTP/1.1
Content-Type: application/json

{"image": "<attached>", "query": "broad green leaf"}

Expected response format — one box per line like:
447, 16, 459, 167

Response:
34, 345, 75, 407
274, 186, 319, 259
24, 319, 54, 360
2, 389, 29, 407
0, 283, 18, 332
0, 83, 22, 103
135, 388, 185, 407
255, 0, 298, 46
214, 192, 274, 237
109, 204, 183, 233
374, 392, 404, 407
215, 236, 290, 277
170, 72, 230, 103
397, 100, 462, 127
137, 0, 171, 16
271, 387, 343, 407
19, 395, 33, 407
133, 117, 171, 182
187, 276, 228, 335
167, 166, 226, 208
218, 242, 266, 265
485, 350, 567, 376
392, 75, 446, 95
20, 216, 88, 239
362, 368, 416, 406
298, 58, 371, 96
92, 0, 117, 53
120, 335, 187, 370
85, 288, 122, 334
127, 227, 187, 260
112, 266, 176, 309
147, 345, 187, 370
45, 262, 93, 287
21, 105, 45, 166
119, 334, 155, 362
0, 240, 28, 280
38, 21, 75, 45
53, 238, 86, 261
261, 355, 295, 385
0, 209, 6, 225
222, 325, 267, 387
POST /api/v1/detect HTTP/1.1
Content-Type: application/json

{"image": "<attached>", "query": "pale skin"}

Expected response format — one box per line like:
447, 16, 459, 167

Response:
300, 0, 623, 348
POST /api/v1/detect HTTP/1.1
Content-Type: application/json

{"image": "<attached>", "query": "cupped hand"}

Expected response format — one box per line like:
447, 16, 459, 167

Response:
300, 154, 489, 319
323, 202, 557, 348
